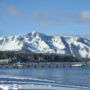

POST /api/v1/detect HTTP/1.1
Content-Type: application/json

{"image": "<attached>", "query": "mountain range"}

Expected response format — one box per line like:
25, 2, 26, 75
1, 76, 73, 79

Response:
0, 31, 90, 58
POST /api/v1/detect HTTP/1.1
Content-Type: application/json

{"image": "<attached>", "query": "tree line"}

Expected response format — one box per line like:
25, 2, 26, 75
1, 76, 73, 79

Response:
0, 51, 82, 64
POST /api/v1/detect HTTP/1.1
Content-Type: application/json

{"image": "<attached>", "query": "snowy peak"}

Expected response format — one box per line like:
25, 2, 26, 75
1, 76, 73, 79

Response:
0, 31, 90, 58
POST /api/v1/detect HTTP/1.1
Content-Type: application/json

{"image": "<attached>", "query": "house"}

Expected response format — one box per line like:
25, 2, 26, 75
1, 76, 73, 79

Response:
0, 58, 10, 64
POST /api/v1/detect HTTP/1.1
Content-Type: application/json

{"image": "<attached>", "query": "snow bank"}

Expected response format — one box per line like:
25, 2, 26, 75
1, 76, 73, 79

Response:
0, 84, 88, 90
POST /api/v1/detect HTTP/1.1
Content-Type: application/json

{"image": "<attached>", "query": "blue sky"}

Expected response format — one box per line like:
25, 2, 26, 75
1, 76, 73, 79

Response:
0, 0, 90, 36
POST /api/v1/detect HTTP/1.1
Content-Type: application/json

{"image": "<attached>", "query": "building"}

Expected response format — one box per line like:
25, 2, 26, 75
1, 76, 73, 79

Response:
0, 58, 10, 64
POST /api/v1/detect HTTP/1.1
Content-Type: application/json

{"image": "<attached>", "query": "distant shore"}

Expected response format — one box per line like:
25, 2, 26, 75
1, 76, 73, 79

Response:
0, 52, 90, 68
0, 61, 89, 69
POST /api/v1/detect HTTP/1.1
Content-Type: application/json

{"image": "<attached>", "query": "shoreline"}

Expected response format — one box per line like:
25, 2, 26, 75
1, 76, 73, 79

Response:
0, 83, 89, 90
0, 62, 88, 68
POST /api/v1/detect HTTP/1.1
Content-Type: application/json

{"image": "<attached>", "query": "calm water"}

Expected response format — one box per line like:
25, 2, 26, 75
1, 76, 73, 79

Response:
0, 63, 90, 89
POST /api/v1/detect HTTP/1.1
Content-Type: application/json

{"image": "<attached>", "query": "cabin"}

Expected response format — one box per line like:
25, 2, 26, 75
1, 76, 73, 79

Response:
0, 59, 10, 64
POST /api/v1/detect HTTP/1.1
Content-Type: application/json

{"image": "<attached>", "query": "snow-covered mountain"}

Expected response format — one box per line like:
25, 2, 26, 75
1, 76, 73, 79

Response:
0, 31, 90, 58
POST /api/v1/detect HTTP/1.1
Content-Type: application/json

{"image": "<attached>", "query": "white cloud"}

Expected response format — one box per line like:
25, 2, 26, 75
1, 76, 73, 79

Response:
75, 11, 90, 23
6, 5, 21, 16
1, 3, 21, 16
1, 3, 90, 26
29, 11, 64, 26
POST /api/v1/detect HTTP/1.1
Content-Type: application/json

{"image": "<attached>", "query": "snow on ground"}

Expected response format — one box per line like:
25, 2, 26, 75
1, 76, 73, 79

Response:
0, 84, 89, 90
0, 74, 89, 90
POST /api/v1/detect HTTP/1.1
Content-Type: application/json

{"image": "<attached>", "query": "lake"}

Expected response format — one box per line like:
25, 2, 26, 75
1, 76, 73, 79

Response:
0, 63, 90, 90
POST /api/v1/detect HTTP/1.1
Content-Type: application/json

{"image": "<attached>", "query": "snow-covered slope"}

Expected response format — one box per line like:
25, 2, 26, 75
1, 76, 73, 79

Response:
0, 31, 90, 58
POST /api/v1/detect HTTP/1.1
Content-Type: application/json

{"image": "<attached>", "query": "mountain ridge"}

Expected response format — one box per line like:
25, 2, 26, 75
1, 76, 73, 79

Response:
0, 31, 90, 58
